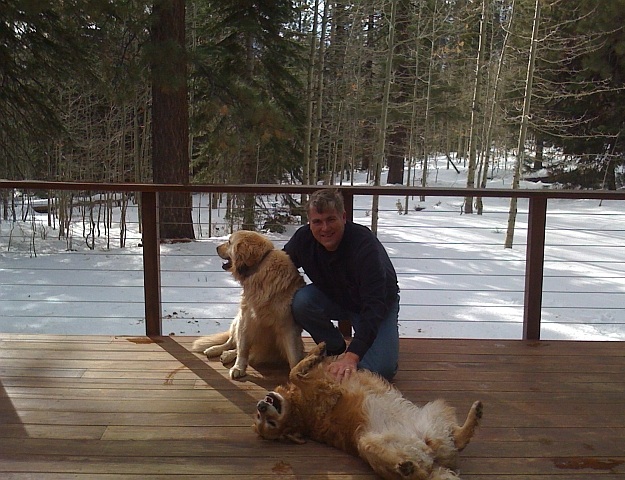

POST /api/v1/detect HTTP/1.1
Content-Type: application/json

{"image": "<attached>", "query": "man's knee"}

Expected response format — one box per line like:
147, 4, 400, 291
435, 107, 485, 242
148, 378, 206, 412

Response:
377, 362, 398, 381
359, 353, 398, 381
291, 286, 326, 328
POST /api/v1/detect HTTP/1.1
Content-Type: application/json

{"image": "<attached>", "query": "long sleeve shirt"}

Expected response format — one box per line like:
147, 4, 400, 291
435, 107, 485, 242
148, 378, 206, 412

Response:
284, 221, 399, 359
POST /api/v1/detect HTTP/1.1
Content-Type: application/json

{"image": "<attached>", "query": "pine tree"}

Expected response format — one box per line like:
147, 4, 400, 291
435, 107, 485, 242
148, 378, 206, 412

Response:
538, 0, 625, 186
149, 0, 195, 239
190, 0, 303, 229
0, 0, 100, 178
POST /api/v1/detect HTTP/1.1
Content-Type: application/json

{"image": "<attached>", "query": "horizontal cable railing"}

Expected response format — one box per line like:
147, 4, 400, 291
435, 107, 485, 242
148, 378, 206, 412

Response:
1, 180, 625, 340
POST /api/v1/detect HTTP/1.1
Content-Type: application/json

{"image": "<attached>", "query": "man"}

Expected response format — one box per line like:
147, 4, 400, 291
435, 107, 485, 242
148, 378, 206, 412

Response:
284, 189, 400, 382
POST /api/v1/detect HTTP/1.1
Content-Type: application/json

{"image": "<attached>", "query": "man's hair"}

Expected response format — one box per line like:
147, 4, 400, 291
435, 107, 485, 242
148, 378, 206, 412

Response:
306, 189, 345, 216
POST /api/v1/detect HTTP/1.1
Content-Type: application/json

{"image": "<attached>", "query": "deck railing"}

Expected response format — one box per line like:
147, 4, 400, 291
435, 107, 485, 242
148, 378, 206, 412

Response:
2, 179, 625, 340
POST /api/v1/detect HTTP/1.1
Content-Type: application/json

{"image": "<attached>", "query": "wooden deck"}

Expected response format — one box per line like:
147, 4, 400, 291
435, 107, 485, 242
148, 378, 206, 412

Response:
0, 334, 624, 479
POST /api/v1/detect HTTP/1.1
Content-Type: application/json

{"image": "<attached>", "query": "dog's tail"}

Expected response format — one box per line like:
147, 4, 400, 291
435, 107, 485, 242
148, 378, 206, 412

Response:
190, 331, 231, 352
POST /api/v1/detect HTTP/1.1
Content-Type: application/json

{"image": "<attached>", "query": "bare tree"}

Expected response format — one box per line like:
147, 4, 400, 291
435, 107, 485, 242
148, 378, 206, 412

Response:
505, 0, 540, 249
476, 0, 516, 215
464, 0, 488, 214
404, 0, 425, 213
303, 0, 320, 187
371, 0, 397, 235
310, 1, 330, 185
419, 0, 439, 202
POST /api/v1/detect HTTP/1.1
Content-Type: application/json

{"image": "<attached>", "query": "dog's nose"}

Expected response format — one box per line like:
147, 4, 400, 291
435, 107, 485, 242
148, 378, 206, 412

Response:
257, 401, 268, 413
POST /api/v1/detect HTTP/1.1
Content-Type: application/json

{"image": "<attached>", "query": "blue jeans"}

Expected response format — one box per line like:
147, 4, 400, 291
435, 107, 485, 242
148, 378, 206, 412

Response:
291, 284, 400, 380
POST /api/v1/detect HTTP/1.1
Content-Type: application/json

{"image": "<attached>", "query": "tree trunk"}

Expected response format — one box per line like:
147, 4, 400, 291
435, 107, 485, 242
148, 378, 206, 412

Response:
386, 129, 406, 184
476, 0, 516, 214
405, 0, 424, 213
241, 31, 257, 231
151, 0, 194, 240
371, 0, 397, 235
386, 0, 410, 185
311, 0, 329, 185
420, 8, 436, 202
534, 133, 544, 169
360, 12, 377, 173
303, 0, 319, 187
463, 0, 487, 214
505, 0, 540, 249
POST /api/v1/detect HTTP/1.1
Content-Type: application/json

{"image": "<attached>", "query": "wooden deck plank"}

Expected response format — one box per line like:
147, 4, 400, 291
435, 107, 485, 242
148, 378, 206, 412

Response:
1, 334, 624, 479
5, 477, 621, 480
0, 476, 383, 480
3, 359, 625, 383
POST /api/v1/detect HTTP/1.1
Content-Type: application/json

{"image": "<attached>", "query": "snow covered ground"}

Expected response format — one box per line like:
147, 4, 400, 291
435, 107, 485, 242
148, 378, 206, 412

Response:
1, 160, 624, 340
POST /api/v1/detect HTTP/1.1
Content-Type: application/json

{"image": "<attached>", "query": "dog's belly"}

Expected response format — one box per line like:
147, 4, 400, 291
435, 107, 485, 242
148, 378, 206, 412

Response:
361, 391, 427, 437
358, 390, 456, 446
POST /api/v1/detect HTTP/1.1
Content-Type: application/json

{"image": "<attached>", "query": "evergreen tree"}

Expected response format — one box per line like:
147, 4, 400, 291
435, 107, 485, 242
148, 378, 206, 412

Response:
541, 0, 625, 188
190, 0, 304, 229
0, 0, 106, 178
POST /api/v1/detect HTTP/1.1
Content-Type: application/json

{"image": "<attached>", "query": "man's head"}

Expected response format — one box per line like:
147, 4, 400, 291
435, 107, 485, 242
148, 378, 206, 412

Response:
306, 189, 347, 252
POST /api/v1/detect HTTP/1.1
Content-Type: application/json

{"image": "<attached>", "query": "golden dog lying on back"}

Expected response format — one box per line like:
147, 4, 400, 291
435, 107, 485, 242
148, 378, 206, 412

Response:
254, 343, 483, 480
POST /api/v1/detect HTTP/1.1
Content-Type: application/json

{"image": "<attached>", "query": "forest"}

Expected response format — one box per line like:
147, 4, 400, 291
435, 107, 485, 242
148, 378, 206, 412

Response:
1, 0, 624, 238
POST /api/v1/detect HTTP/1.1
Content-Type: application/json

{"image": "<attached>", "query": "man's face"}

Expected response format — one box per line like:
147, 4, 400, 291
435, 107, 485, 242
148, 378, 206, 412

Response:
309, 207, 346, 252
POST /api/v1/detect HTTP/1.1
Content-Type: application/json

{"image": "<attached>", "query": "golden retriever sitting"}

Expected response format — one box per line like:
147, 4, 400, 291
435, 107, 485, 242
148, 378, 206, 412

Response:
191, 231, 305, 379
254, 343, 483, 480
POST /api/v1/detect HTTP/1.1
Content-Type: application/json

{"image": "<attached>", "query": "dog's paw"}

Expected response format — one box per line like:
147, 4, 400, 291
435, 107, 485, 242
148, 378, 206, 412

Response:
229, 366, 247, 379
307, 342, 328, 366
220, 349, 237, 365
296, 344, 327, 377
203, 346, 222, 358
310, 341, 327, 357
397, 461, 415, 477
432, 466, 462, 479
474, 400, 484, 419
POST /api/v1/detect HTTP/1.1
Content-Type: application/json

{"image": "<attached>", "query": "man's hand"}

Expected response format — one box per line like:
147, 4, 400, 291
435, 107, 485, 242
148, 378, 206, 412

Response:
327, 352, 359, 383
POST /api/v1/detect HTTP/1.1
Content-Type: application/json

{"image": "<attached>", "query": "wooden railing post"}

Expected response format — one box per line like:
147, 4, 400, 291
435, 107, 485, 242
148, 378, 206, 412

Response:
523, 196, 547, 340
141, 191, 162, 336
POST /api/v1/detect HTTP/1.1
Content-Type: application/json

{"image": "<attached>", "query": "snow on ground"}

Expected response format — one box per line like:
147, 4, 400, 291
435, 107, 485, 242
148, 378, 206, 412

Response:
1, 159, 624, 340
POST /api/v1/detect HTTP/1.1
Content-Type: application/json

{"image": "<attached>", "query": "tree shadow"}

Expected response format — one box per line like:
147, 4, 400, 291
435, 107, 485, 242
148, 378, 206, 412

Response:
154, 336, 289, 415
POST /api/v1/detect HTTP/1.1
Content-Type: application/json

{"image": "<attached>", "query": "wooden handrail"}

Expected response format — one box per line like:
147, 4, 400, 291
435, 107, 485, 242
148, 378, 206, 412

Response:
2, 179, 625, 200
3, 180, 624, 338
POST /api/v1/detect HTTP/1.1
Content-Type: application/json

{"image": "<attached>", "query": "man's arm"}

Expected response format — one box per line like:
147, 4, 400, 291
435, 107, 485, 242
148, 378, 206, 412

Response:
344, 241, 390, 358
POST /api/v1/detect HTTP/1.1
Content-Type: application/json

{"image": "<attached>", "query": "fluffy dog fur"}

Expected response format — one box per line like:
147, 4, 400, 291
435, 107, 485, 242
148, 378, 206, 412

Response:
254, 343, 483, 480
191, 230, 305, 379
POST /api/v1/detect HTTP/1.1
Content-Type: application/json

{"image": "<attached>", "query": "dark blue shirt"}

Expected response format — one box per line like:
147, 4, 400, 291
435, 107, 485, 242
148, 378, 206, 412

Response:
284, 221, 399, 358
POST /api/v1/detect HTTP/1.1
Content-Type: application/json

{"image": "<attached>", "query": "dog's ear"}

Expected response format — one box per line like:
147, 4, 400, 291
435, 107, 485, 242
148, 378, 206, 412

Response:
283, 432, 306, 445
233, 235, 266, 268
